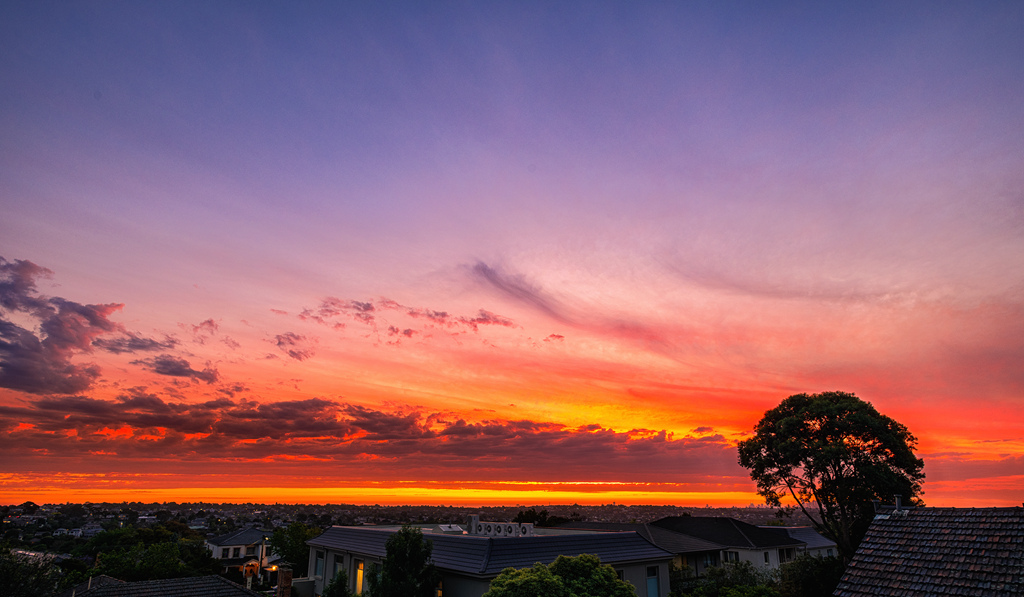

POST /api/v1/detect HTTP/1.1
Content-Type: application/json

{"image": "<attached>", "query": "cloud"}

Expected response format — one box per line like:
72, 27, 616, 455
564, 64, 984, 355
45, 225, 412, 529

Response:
299, 296, 517, 339
181, 319, 219, 344
274, 332, 316, 361
92, 332, 178, 354
130, 354, 219, 384
0, 397, 743, 482
470, 262, 570, 324
0, 257, 123, 394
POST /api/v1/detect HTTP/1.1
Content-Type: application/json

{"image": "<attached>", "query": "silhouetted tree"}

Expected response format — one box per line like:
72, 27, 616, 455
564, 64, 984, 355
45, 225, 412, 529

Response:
365, 525, 440, 597
270, 522, 321, 577
777, 554, 845, 597
738, 391, 924, 560
323, 569, 353, 597
1, 549, 60, 597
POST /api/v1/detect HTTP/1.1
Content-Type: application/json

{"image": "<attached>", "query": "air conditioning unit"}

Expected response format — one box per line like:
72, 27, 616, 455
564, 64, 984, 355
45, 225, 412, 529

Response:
466, 516, 534, 537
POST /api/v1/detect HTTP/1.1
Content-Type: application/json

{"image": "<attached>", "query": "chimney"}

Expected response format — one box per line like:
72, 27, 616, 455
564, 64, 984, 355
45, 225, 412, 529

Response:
894, 495, 903, 511
277, 565, 292, 597
871, 499, 881, 513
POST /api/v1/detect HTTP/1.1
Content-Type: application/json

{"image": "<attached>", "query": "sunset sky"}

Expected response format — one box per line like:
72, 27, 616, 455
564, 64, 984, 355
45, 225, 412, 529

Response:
2, 2, 1022, 507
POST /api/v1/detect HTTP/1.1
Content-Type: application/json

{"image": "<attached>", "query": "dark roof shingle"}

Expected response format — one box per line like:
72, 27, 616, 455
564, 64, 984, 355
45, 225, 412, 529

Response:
650, 517, 805, 549
76, 575, 263, 597
834, 507, 1024, 597
308, 526, 673, 576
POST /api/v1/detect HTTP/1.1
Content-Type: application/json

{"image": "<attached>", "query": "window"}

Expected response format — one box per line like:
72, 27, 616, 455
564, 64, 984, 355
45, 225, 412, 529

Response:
764, 551, 770, 564
232, 547, 240, 558
646, 566, 659, 597
333, 554, 342, 578
221, 548, 229, 559
245, 545, 255, 556
315, 550, 325, 578
724, 551, 739, 562
355, 560, 364, 595
616, 569, 624, 580
702, 553, 716, 567
436, 579, 443, 597
826, 549, 834, 557
779, 548, 795, 563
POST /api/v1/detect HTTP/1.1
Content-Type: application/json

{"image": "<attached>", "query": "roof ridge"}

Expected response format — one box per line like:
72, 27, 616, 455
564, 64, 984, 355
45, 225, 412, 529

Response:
728, 518, 756, 549
479, 537, 493, 574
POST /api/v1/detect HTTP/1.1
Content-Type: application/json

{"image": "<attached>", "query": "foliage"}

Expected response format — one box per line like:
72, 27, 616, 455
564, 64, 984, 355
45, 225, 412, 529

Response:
92, 539, 219, 581
0, 549, 60, 597
777, 555, 846, 597
270, 522, 321, 577
737, 391, 924, 559
483, 562, 566, 597
484, 553, 636, 597
671, 561, 778, 597
364, 525, 440, 597
550, 554, 636, 597
323, 569, 353, 597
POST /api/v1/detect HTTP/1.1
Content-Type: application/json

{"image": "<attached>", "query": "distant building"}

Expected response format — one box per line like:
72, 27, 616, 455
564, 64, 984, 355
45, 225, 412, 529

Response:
834, 505, 1024, 596
306, 519, 674, 597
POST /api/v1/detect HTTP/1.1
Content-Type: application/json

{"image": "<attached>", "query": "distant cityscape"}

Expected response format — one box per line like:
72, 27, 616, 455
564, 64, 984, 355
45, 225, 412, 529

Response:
3, 500, 811, 543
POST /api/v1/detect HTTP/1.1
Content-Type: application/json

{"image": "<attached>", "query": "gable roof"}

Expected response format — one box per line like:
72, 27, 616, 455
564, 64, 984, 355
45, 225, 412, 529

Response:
308, 526, 673, 577
650, 517, 804, 550
554, 521, 726, 554
74, 575, 263, 597
759, 526, 837, 550
834, 507, 1024, 597
207, 527, 268, 547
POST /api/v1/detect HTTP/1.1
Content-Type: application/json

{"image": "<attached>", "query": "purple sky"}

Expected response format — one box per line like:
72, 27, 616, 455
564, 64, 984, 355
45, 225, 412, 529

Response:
1, 1, 1022, 505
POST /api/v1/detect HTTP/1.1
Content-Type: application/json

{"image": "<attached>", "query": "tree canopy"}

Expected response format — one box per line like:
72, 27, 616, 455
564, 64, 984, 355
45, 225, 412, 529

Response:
737, 391, 924, 559
270, 522, 321, 577
483, 553, 636, 597
365, 525, 440, 597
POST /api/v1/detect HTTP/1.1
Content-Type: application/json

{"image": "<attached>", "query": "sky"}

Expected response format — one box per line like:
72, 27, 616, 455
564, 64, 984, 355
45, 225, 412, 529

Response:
1, 1, 1022, 507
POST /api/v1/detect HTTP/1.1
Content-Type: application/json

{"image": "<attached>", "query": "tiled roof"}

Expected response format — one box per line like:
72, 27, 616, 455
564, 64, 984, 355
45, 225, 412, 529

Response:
207, 527, 268, 547
74, 575, 263, 597
834, 507, 1024, 597
554, 521, 726, 554
308, 526, 673, 577
650, 517, 805, 549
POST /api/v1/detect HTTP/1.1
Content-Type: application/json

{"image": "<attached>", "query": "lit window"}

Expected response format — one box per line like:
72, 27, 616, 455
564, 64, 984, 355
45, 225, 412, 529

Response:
355, 560, 364, 595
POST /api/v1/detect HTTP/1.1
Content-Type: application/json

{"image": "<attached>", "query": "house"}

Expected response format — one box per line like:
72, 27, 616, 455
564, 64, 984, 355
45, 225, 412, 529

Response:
306, 519, 674, 597
61, 574, 263, 597
554, 521, 726, 575
650, 517, 808, 569
759, 526, 838, 559
834, 505, 1024, 596
206, 526, 272, 576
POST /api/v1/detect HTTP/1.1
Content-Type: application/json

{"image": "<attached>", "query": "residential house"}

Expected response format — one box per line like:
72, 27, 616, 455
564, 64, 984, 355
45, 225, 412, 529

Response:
834, 505, 1024, 596
206, 526, 272, 577
306, 520, 674, 597
650, 517, 807, 569
759, 526, 838, 559
554, 521, 725, 575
